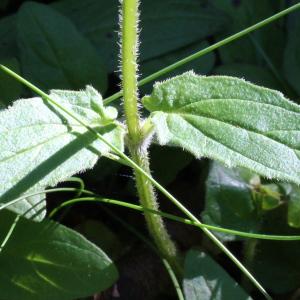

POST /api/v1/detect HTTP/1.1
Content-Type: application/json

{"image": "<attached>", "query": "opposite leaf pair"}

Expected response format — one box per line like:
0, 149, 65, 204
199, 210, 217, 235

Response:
1, 72, 300, 220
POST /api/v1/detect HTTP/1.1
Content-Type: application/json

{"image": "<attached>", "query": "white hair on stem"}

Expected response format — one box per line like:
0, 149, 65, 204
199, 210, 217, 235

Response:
118, 0, 142, 115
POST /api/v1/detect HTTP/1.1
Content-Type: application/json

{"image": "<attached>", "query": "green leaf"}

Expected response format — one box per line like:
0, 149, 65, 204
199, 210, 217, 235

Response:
283, 6, 300, 96
75, 219, 123, 260
143, 72, 300, 184
0, 209, 118, 300
256, 183, 281, 211
17, 2, 107, 92
183, 249, 252, 300
0, 57, 23, 107
0, 86, 124, 218
202, 162, 260, 241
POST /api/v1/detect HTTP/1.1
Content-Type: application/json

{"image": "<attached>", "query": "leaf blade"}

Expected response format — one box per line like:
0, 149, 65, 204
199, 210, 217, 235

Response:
143, 72, 300, 184
183, 249, 252, 300
202, 162, 260, 242
0, 209, 118, 300
0, 86, 124, 218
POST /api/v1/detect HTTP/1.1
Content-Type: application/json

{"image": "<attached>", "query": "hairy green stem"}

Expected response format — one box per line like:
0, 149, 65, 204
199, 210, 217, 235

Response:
130, 147, 180, 272
121, 0, 180, 273
121, 0, 140, 144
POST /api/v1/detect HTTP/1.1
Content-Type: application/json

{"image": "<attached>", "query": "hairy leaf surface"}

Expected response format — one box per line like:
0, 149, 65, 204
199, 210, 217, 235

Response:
183, 250, 251, 300
143, 72, 300, 184
0, 86, 124, 218
0, 209, 118, 300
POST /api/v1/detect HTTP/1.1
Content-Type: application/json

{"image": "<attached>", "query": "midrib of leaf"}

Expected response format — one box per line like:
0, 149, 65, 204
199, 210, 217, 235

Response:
165, 113, 299, 177
11, 279, 37, 294
168, 98, 300, 115
267, 129, 300, 133
0, 123, 83, 134
10, 241, 103, 271
172, 111, 299, 148
174, 114, 296, 161
0, 117, 101, 133
27, 245, 110, 292
0, 112, 103, 164
30, 240, 102, 259
0, 132, 68, 164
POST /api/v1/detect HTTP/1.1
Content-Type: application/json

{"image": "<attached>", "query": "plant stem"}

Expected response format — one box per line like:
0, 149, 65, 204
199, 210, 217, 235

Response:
121, 0, 180, 273
130, 147, 180, 271
121, 0, 140, 145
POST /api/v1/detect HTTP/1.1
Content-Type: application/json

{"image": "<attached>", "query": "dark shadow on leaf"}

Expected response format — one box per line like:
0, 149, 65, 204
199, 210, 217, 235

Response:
0, 124, 117, 205
23, 198, 47, 221
43, 99, 72, 131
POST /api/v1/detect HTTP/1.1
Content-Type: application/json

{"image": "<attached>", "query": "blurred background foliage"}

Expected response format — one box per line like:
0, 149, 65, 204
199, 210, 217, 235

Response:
0, 0, 300, 299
